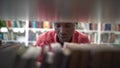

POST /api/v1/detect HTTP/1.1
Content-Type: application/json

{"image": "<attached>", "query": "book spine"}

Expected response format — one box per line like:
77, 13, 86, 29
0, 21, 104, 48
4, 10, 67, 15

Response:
101, 51, 113, 68
105, 24, 111, 31
91, 51, 104, 68
43, 21, 50, 29
78, 50, 90, 68
38, 21, 41, 28
13, 20, 17, 27
68, 50, 81, 68
61, 49, 71, 68
7, 20, 12, 27
51, 50, 64, 68
40, 52, 54, 68
17, 21, 20, 28
111, 50, 120, 68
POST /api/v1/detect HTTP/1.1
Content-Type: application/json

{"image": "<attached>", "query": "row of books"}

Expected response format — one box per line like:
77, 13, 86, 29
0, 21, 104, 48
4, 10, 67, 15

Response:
0, 20, 26, 28
28, 30, 46, 41
1, 30, 25, 41
0, 43, 41, 68
101, 23, 120, 31
76, 23, 120, 31
41, 42, 120, 68
28, 30, 37, 41
29, 21, 53, 28
0, 42, 120, 68
101, 33, 120, 44
1, 20, 120, 31
76, 23, 98, 30
28, 31, 120, 44
85, 32, 98, 43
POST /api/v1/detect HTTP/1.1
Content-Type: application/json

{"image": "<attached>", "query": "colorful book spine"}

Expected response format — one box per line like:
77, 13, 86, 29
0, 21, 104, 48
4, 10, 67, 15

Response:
1, 20, 7, 27
41, 22, 44, 28
29, 21, 32, 28
43, 21, 50, 28
13, 20, 17, 27
32, 21, 38, 28
19, 21, 23, 27
38, 21, 41, 28
7, 20, 12, 27
105, 24, 111, 31
17, 21, 20, 27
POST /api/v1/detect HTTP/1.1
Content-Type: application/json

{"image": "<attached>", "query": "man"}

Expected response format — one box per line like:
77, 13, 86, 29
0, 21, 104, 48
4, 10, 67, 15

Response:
35, 22, 90, 62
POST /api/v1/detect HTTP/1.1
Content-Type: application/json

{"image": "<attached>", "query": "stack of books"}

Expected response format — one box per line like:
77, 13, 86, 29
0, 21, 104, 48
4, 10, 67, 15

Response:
41, 42, 120, 68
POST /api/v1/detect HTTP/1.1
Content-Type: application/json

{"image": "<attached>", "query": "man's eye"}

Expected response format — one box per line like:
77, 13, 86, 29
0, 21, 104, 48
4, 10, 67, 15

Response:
65, 25, 70, 28
56, 25, 60, 27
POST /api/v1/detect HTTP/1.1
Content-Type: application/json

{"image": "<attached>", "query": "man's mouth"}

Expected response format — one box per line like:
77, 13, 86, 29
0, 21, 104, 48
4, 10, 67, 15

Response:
60, 36, 69, 41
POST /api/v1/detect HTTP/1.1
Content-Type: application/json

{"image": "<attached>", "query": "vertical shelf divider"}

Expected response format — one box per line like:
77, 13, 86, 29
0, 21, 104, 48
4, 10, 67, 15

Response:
25, 20, 29, 46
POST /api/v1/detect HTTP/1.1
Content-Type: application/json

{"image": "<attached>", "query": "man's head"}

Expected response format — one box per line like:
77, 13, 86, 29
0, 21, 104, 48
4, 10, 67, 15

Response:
54, 22, 75, 44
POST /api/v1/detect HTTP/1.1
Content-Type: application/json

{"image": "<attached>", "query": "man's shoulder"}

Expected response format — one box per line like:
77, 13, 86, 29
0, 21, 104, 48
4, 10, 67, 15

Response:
74, 30, 90, 43
38, 30, 56, 39
35, 30, 56, 46
74, 30, 88, 38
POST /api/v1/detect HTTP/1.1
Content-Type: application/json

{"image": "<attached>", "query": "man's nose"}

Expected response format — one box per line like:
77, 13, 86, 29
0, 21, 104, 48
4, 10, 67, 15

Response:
59, 27, 66, 34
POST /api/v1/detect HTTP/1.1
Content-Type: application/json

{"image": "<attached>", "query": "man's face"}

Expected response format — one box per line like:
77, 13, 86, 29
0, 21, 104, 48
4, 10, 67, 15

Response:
54, 22, 75, 43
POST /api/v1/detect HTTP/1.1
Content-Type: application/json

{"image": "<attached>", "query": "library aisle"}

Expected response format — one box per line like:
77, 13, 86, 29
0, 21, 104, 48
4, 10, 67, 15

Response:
0, 0, 120, 68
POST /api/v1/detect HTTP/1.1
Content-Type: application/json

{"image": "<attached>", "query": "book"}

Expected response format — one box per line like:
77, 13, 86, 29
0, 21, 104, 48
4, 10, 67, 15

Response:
110, 45, 120, 68
60, 49, 71, 68
111, 23, 117, 31
92, 23, 98, 30
38, 21, 41, 28
89, 23, 98, 30
41, 21, 44, 28
100, 50, 113, 68
51, 50, 64, 68
3, 33, 8, 40
7, 20, 12, 27
91, 50, 103, 68
64, 43, 91, 68
105, 23, 111, 31
63, 43, 120, 68
91, 44, 114, 68
50, 23, 53, 28
13, 20, 17, 27
101, 33, 110, 43
109, 33, 116, 43
43, 21, 50, 29
28, 30, 36, 41
114, 35, 120, 44
16, 21, 21, 27
40, 52, 54, 68
29, 21, 32, 28
19, 21, 26, 28
0, 20, 7, 27
89, 23, 93, 30
32, 21, 38, 28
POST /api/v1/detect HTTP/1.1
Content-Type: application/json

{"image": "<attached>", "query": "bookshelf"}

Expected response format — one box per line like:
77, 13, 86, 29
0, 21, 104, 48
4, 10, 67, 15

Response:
0, 20, 27, 46
40, 43, 120, 68
0, 19, 120, 46
100, 23, 120, 44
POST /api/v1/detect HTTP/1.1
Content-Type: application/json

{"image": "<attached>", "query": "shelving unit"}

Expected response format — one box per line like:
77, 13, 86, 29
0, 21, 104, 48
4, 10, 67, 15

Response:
0, 20, 120, 46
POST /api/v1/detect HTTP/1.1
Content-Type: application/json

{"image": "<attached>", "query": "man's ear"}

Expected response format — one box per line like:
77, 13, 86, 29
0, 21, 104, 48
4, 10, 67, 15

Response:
75, 22, 78, 29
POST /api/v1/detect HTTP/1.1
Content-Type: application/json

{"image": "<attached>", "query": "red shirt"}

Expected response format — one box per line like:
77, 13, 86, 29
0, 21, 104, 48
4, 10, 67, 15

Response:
35, 30, 90, 62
